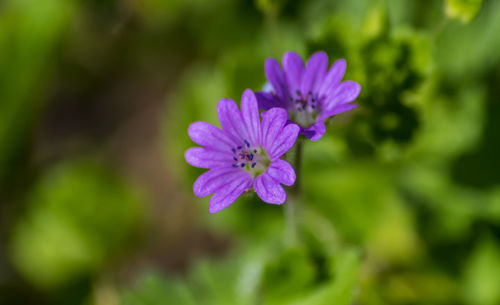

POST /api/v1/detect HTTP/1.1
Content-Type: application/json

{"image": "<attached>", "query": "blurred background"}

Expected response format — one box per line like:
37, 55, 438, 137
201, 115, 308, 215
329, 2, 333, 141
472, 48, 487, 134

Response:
1, 0, 500, 304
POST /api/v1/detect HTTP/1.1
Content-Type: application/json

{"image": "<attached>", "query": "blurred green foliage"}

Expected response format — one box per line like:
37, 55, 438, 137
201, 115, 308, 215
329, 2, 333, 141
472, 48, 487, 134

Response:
1, 0, 500, 304
9, 158, 143, 289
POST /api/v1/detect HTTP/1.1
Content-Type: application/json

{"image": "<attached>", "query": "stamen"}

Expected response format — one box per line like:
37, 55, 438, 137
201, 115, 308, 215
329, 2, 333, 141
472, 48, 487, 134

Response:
233, 157, 238, 161
254, 149, 257, 153
241, 163, 245, 167
237, 146, 242, 150
244, 140, 250, 147
251, 162, 256, 168
232, 164, 238, 168
232, 148, 236, 153
250, 154, 254, 160
296, 90, 301, 96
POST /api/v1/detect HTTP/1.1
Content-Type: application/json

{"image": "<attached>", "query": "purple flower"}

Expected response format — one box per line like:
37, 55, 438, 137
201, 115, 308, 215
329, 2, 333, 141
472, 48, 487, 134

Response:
256, 51, 361, 141
185, 89, 300, 213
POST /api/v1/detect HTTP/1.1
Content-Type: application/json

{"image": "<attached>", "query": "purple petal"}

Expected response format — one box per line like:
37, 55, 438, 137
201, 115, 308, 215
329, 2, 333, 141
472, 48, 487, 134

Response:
282, 52, 304, 93
217, 98, 247, 143
267, 159, 296, 186
318, 59, 346, 97
193, 167, 243, 197
265, 58, 289, 101
255, 91, 284, 110
269, 123, 300, 160
254, 172, 286, 204
240, 89, 261, 145
319, 104, 358, 121
209, 173, 253, 213
303, 121, 326, 141
301, 51, 328, 94
185, 147, 233, 169
188, 121, 237, 151
260, 107, 288, 149
322, 81, 361, 113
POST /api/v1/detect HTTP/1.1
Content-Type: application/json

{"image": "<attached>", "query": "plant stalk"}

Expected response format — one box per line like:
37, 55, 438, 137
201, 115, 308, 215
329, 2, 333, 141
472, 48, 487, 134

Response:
285, 137, 303, 246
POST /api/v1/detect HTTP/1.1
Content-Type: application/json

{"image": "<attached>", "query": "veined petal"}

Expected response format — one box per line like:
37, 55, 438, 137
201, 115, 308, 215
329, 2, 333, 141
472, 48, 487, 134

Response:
260, 107, 288, 149
267, 159, 296, 186
209, 173, 253, 213
188, 121, 236, 151
255, 91, 284, 110
283, 51, 304, 94
185, 147, 233, 169
319, 104, 358, 121
217, 98, 247, 143
303, 121, 326, 141
240, 89, 261, 145
193, 167, 243, 197
318, 59, 346, 97
301, 51, 328, 94
254, 173, 286, 204
265, 58, 289, 101
269, 123, 300, 160
322, 81, 361, 113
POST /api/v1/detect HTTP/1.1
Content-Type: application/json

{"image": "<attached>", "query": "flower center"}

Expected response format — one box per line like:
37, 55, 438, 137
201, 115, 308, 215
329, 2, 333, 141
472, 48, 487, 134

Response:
231, 139, 270, 177
289, 90, 323, 127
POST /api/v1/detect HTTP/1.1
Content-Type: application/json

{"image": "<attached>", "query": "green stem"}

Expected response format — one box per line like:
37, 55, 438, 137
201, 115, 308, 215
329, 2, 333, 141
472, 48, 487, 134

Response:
285, 137, 303, 246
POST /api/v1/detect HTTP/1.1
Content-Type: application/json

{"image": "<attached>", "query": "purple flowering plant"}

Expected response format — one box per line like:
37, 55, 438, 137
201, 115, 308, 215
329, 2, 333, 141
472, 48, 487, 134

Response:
185, 89, 299, 213
256, 51, 361, 141
185, 52, 360, 214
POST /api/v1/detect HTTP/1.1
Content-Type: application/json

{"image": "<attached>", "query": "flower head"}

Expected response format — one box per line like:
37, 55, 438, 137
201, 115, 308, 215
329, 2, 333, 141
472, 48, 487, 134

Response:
256, 51, 361, 141
185, 89, 300, 213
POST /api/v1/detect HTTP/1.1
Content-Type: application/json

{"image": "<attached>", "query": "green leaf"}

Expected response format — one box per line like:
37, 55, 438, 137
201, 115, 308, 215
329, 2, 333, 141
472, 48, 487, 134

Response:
446, 0, 483, 23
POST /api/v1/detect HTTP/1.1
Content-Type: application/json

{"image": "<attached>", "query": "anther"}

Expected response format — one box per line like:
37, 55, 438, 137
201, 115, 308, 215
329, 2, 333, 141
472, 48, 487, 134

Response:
244, 140, 250, 147
232, 148, 236, 153
233, 157, 238, 161
251, 162, 256, 168
241, 163, 245, 167
232, 164, 238, 168
237, 146, 242, 150
250, 154, 254, 160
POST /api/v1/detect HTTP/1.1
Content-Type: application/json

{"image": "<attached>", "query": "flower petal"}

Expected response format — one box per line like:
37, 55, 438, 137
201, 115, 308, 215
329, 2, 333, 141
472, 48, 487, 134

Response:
217, 98, 247, 143
301, 51, 328, 94
267, 159, 296, 186
282, 51, 305, 93
260, 107, 288, 149
265, 58, 289, 101
254, 173, 286, 204
322, 81, 361, 113
188, 121, 237, 151
318, 59, 346, 97
185, 147, 233, 169
240, 89, 261, 145
319, 104, 358, 121
255, 91, 284, 110
269, 123, 300, 159
193, 167, 243, 197
209, 173, 253, 213
303, 121, 326, 141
